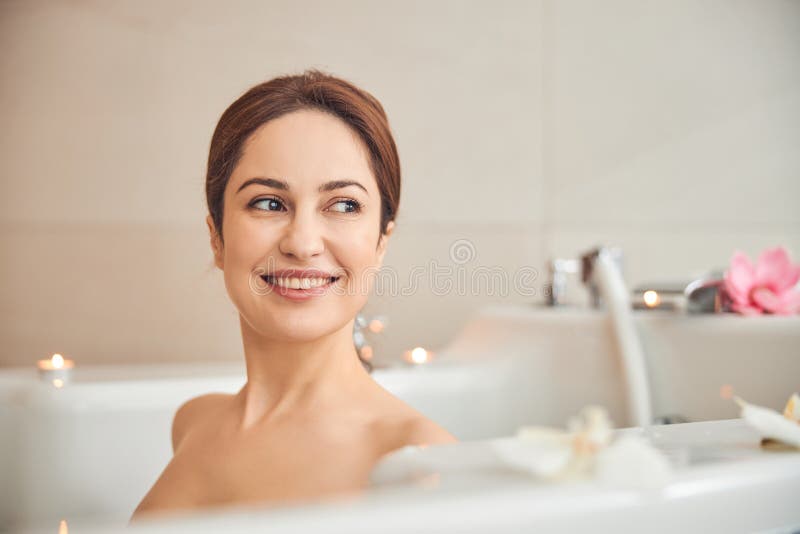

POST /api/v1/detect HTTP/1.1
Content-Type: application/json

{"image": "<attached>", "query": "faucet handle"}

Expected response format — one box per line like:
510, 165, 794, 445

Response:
545, 247, 624, 307
545, 258, 580, 306
579, 247, 624, 308
684, 270, 727, 313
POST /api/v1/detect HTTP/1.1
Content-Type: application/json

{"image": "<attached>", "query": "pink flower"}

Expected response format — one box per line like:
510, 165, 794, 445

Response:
723, 247, 800, 315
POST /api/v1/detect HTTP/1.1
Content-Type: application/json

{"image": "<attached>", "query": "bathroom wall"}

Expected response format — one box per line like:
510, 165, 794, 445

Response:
1, 0, 798, 367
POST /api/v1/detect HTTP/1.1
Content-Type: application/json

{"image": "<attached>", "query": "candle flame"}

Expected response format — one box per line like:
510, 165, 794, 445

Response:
51, 354, 65, 369
643, 290, 660, 308
410, 347, 429, 364
58, 519, 68, 534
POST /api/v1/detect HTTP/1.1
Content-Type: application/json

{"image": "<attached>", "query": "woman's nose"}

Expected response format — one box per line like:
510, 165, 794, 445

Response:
278, 211, 324, 261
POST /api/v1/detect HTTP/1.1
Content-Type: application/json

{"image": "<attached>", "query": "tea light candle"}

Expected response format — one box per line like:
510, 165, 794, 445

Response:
632, 289, 677, 310
37, 353, 75, 385
403, 347, 434, 365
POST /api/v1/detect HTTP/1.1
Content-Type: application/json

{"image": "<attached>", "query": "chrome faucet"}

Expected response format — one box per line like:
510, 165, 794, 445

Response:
683, 271, 727, 313
547, 247, 727, 313
545, 258, 580, 306
545, 246, 624, 308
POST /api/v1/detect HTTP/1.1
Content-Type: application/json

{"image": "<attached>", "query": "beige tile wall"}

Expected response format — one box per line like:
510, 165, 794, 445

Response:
1, 0, 797, 367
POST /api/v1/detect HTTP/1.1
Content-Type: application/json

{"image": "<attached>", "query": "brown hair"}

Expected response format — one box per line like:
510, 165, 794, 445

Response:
206, 70, 401, 242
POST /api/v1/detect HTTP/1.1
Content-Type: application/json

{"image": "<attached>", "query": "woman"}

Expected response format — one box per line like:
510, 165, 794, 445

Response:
132, 71, 457, 520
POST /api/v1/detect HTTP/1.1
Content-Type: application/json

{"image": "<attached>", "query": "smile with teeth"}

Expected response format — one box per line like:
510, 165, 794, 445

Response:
260, 275, 339, 290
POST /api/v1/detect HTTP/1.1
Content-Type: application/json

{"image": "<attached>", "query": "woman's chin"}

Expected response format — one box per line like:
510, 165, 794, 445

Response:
247, 315, 349, 343
278, 326, 336, 343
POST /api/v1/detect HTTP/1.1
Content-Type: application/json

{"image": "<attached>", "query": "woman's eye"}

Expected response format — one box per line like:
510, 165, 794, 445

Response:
251, 197, 286, 212
329, 199, 361, 214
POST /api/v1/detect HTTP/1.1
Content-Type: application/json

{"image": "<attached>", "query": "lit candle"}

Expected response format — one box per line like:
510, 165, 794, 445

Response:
403, 347, 434, 365
643, 290, 660, 308
632, 288, 678, 310
36, 353, 75, 385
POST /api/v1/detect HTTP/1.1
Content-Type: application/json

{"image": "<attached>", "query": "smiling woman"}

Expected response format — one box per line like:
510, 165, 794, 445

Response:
130, 71, 457, 521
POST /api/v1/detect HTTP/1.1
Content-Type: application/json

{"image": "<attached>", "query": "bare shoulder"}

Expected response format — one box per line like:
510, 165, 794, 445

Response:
368, 395, 458, 450
171, 393, 231, 452
366, 382, 458, 447
402, 415, 459, 446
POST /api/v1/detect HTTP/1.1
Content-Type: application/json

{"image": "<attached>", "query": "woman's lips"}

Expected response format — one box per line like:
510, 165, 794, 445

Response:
259, 274, 340, 301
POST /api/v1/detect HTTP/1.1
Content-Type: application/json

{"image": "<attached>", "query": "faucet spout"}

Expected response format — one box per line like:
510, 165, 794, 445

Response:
586, 248, 653, 427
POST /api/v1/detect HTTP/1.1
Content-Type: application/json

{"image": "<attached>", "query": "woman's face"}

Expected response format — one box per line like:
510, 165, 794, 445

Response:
208, 109, 393, 342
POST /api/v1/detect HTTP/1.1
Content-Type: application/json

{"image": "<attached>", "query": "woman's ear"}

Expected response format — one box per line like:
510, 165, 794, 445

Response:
206, 215, 224, 270
376, 220, 395, 265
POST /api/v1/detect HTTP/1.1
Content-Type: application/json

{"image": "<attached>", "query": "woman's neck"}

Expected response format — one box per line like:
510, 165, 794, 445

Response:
235, 316, 372, 430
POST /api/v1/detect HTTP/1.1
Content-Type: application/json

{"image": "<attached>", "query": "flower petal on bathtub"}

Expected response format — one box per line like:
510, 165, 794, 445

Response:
751, 286, 800, 315
725, 251, 755, 297
492, 437, 573, 478
784, 393, 800, 421
730, 301, 763, 315
739, 397, 800, 449
751, 287, 782, 313
775, 289, 800, 315
595, 435, 672, 489
755, 247, 800, 293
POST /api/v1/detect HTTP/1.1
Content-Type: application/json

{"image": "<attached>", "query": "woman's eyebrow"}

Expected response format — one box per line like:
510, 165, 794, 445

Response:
236, 177, 288, 193
319, 180, 368, 195
236, 177, 368, 195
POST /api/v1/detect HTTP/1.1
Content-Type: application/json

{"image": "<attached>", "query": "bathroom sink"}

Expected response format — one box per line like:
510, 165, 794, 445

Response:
433, 304, 800, 427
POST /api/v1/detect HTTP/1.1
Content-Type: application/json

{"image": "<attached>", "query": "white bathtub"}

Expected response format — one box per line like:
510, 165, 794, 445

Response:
0, 355, 542, 532
2, 305, 799, 532
10, 416, 800, 534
